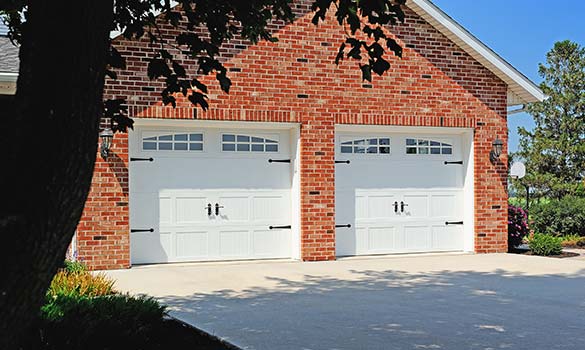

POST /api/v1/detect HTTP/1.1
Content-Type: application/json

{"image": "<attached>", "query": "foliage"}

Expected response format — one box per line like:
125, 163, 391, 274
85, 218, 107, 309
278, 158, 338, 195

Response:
2, 0, 406, 132
577, 237, 585, 248
560, 234, 582, 247
63, 260, 86, 274
38, 294, 167, 350
528, 233, 563, 256
515, 40, 585, 199
46, 267, 115, 300
530, 196, 585, 237
508, 204, 530, 249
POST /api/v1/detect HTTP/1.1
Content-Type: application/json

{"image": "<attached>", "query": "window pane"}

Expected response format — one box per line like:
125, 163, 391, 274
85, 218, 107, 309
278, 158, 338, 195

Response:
265, 144, 278, 152
380, 146, 390, 154
354, 146, 365, 153
143, 142, 156, 150
222, 143, 235, 151
189, 133, 203, 141
159, 135, 172, 141
237, 135, 250, 142
189, 143, 203, 151
251, 137, 264, 143
419, 147, 429, 154
406, 147, 417, 154
367, 147, 378, 154
354, 139, 365, 145
418, 140, 429, 146
265, 139, 278, 143
341, 141, 352, 145
159, 142, 172, 150
406, 138, 416, 146
237, 144, 250, 152
430, 141, 440, 146
174, 143, 188, 151
251, 144, 264, 152
380, 138, 390, 145
341, 146, 352, 153
222, 134, 235, 142
174, 134, 188, 141
442, 148, 452, 155
143, 136, 157, 141
368, 139, 378, 145
431, 147, 441, 154
441, 142, 452, 147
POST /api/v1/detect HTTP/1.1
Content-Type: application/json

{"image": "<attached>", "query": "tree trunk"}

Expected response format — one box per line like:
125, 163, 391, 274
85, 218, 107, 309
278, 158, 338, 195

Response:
0, 1, 113, 348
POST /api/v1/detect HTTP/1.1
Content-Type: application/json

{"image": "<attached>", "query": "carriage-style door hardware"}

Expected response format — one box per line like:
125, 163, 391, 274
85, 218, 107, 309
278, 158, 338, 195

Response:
335, 224, 352, 228
400, 201, 408, 213
335, 160, 351, 164
205, 203, 212, 216
268, 159, 291, 163
445, 221, 464, 225
130, 157, 154, 162
130, 228, 154, 233
393, 201, 399, 213
215, 203, 224, 216
444, 160, 463, 165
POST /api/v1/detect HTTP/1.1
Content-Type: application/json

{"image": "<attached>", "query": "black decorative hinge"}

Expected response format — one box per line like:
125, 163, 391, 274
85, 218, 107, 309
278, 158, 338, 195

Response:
130, 157, 154, 162
335, 160, 350, 164
444, 161, 463, 165
445, 221, 464, 226
268, 159, 291, 163
269, 225, 292, 230
130, 228, 154, 233
335, 224, 352, 228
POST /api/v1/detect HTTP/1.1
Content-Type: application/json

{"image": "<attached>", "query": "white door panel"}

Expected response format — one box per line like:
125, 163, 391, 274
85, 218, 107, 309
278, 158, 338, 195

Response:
130, 126, 293, 264
336, 132, 466, 256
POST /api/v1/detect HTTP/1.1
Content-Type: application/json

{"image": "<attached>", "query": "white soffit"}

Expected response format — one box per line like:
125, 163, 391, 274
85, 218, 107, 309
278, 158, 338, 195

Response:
407, 0, 545, 106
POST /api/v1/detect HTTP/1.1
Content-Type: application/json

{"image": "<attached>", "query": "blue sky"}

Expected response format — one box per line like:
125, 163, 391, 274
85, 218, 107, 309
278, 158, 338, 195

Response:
432, 0, 585, 152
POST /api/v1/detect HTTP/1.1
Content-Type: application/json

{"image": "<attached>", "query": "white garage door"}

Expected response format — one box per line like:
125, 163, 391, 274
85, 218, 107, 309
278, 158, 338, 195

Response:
335, 132, 465, 256
129, 126, 293, 264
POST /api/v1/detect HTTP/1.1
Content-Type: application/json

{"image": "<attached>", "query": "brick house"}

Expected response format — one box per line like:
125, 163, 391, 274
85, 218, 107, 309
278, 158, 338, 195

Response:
0, 0, 544, 270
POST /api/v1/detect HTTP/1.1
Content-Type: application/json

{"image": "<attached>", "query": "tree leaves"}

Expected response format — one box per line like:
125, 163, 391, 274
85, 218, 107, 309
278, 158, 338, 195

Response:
515, 40, 585, 199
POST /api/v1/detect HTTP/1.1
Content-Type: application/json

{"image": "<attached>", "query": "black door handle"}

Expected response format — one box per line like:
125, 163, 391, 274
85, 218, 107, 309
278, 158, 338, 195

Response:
130, 228, 154, 233
205, 203, 212, 216
401, 201, 408, 213
393, 201, 399, 213
445, 221, 464, 225
215, 203, 224, 216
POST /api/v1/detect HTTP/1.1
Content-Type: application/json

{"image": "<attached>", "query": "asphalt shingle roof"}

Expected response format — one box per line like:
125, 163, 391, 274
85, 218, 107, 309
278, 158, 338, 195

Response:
0, 36, 19, 74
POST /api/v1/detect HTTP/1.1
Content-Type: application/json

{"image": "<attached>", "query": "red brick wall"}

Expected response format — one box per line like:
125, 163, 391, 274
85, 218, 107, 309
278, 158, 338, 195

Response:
78, 1, 508, 269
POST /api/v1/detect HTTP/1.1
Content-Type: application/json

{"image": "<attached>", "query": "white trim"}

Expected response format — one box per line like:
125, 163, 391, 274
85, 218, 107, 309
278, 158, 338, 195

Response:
462, 129, 474, 252
407, 0, 544, 106
0, 73, 17, 95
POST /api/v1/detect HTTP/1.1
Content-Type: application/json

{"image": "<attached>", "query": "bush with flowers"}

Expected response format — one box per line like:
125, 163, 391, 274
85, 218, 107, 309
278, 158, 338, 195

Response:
508, 204, 530, 250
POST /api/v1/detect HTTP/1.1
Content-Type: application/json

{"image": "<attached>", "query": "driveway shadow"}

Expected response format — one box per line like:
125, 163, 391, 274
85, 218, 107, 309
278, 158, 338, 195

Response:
156, 268, 585, 350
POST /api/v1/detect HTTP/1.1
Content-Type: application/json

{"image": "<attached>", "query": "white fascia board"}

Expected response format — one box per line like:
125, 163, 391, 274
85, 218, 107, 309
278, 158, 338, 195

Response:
408, 0, 545, 105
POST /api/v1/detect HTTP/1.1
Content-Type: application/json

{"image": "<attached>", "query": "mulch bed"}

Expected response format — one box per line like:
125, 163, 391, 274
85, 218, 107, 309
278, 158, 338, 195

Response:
510, 248, 581, 259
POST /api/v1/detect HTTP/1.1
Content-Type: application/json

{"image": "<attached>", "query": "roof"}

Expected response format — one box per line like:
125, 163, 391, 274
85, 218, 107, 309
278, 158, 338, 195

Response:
407, 0, 544, 106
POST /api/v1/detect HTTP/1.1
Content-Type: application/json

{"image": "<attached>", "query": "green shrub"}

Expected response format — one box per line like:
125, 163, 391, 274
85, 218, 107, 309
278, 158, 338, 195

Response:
561, 234, 582, 247
39, 294, 167, 350
530, 196, 585, 237
529, 233, 563, 256
47, 269, 115, 299
63, 260, 86, 274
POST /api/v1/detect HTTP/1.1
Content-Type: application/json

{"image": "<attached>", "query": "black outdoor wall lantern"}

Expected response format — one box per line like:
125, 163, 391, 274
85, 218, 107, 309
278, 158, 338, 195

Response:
489, 138, 504, 163
99, 128, 114, 159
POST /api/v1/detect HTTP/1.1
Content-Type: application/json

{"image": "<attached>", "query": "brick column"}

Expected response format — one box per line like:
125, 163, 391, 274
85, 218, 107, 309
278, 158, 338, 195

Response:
299, 113, 336, 261
77, 133, 130, 269
474, 113, 509, 253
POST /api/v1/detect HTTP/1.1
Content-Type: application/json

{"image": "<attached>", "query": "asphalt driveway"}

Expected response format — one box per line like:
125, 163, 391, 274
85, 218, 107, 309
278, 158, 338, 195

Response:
106, 253, 585, 350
